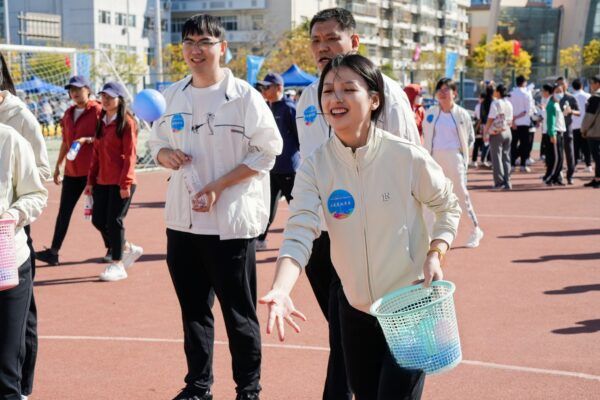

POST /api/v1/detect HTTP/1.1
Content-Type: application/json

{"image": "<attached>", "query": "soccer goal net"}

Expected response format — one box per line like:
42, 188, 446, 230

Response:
0, 44, 155, 169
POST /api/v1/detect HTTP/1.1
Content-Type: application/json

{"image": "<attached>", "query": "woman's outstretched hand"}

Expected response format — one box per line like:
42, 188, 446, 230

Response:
259, 289, 307, 342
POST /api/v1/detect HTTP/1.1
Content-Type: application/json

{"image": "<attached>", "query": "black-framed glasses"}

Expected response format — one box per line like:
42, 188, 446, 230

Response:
182, 39, 222, 50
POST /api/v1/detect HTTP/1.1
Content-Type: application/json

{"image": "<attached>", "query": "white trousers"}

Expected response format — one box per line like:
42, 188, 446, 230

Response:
431, 149, 479, 230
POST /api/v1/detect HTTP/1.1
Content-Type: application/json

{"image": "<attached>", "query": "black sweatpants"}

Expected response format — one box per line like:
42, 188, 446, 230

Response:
258, 172, 295, 242
91, 184, 135, 261
573, 129, 591, 166
545, 132, 564, 183
338, 288, 425, 400
304, 232, 352, 400
471, 137, 485, 163
20, 226, 36, 397
511, 125, 532, 167
0, 258, 32, 400
563, 130, 576, 181
166, 229, 261, 394
51, 176, 110, 251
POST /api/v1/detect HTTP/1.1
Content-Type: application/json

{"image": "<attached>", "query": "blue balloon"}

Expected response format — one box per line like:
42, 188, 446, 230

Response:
132, 89, 166, 122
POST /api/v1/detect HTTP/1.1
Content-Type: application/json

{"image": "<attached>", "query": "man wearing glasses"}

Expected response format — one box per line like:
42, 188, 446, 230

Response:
149, 14, 282, 400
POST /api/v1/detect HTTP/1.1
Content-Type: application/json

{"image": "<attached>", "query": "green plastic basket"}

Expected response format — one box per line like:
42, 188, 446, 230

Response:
370, 280, 462, 374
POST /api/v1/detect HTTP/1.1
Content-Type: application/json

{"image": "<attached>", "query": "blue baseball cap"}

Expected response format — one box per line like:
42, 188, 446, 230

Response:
65, 75, 91, 89
258, 72, 284, 87
99, 81, 127, 98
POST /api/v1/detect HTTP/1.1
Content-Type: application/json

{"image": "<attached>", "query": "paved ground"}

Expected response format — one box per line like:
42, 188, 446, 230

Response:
27, 161, 600, 399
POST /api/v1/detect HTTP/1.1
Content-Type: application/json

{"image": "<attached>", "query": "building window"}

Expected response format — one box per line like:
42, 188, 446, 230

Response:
99, 43, 111, 50
252, 15, 263, 30
129, 15, 136, 28
219, 16, 237, 31
172, 18, 187, 33
115, 12, 126, 26
115, 45, 128, 53
98, 10, 111, 24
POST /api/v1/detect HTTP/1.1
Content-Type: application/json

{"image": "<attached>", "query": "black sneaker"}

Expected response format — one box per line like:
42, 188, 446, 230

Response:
36, 248, 59, 266
583, 179, 599, 187
236, 391, 260, 400
172, 387, 212, 400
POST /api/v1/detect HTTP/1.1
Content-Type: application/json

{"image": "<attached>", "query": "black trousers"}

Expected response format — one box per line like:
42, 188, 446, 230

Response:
545, 132, 564, 183
510, 125, 532, 166
589, 138, 600, 178
338, 288, 425, 400
258, 172, 295, 242
91, 184, 135, 261
471, 138, 485, 162
563, 130, 576, 181
52, 176, 110, 251
573, 129, 592, 166
0, 258, 32, 400
166, 229, 261, 394
20, 226, 36, 396
304, 232, 352, 400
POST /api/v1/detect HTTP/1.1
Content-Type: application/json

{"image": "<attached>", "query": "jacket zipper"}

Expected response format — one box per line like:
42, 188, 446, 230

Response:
353, 152, 375, 304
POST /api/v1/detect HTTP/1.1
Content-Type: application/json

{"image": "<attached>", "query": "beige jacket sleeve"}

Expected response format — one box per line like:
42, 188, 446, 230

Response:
18, 107, 51, 181
278, 156, 322, 268
5, 134, 48, 227
411, 146, 461, 246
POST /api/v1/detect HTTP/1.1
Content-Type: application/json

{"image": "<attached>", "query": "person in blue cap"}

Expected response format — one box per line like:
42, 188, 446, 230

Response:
256, 72, 300, 251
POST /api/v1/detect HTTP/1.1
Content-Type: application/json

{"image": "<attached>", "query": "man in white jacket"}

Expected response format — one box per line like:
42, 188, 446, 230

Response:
294, 8, 420, 400
148, 14, 281, 400
0, 123, 47, 400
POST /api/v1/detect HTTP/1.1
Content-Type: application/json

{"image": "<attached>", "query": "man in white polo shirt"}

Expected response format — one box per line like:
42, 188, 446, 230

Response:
508, 75, 534, 172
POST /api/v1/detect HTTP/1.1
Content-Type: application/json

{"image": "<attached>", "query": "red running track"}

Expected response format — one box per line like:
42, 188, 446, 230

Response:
28, 163, 600, 399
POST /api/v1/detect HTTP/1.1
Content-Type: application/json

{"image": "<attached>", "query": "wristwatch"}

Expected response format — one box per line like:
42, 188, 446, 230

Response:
427, 246, 446, 261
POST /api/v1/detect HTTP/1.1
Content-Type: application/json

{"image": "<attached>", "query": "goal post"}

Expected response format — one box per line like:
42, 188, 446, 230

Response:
0, 43, 155, 169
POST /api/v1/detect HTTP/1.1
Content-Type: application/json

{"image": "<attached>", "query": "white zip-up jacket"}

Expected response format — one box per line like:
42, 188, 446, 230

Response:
422, 104, 474, 167
0, 124, 48, 268
296, 74, 420, 161
0, 91, 51, 181
148, 69, 283, 239
280, 127, 461, 312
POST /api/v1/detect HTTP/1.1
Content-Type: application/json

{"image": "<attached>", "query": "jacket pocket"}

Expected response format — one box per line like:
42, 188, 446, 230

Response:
165, 172, 191, 229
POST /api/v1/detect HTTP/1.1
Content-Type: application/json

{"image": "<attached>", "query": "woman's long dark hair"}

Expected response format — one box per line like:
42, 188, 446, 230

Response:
95, 95, 132, 139
480, 84, 495, 124
0, 51, 17, 95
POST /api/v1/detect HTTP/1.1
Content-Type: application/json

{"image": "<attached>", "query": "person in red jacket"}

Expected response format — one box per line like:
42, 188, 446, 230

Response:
85, 81, 143, 281
36, 76, 111, 266
404, 83, 425, 142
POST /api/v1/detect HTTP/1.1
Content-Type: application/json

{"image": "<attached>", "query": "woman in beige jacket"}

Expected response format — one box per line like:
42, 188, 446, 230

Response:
260, 54, 460, 400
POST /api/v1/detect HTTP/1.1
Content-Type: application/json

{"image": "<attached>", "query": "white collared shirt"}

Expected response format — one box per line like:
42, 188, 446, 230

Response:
508, 86, 533, 126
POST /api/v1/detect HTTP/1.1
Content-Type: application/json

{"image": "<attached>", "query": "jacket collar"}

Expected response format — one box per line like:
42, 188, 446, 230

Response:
331, 124, 381, 167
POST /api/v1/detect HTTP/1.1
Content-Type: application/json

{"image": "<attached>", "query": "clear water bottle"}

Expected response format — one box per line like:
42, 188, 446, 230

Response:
182, 163, 201, 195
66, 141, 82, 161
84, 195, 93, 220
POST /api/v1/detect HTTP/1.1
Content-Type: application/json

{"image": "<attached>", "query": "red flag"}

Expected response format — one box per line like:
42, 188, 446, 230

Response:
412, 45, 421, 62
513, 40, 521, 57
65, 56, 71, 68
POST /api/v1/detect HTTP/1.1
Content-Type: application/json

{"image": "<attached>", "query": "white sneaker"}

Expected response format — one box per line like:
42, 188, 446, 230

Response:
99, 263, 127, 281
465, 227, 484, 248
122, 243, 143, 269
520, 166, 531, 173
21, 396, 28, 400
256, 239, 268, 251
468, 161, 478, 168
586, 166, 593, 173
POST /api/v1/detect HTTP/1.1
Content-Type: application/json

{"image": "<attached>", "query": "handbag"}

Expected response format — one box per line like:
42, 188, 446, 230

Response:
489, 101, 505, 135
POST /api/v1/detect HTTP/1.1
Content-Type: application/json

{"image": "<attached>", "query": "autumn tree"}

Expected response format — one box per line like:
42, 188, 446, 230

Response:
559, 45, 582, 77
469, 34, 532, 79
260, 19, 316, 77
583, 39, 600, 66
162, 43, 189, 82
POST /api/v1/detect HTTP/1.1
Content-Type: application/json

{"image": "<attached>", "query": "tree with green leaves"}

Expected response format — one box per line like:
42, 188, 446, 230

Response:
469, 34, 532, 79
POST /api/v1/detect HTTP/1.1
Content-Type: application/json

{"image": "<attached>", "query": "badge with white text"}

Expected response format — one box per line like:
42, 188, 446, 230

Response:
304, 105, 318, 126
171, 114, 185, 133
327, 190, 355, 220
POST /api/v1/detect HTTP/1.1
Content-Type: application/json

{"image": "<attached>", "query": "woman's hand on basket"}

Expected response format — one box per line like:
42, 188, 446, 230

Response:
259, 289, 307, 341
422, 252, 444, 288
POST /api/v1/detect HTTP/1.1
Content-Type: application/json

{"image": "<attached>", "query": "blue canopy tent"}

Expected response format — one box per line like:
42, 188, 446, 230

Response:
280, 64, 317, 87
16, 76, 66, 94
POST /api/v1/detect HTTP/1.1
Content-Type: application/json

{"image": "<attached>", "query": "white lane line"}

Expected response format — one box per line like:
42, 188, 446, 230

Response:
478, 213, 600, 221
40, 335, 600, 382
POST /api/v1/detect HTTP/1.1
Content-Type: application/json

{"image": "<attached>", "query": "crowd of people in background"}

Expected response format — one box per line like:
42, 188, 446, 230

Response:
2, 6, 600, 400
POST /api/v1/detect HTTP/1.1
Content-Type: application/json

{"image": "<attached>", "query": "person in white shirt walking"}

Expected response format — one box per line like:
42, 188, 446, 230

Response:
571, 78, 592, 172
508, 75, 534, 172
484, 84, 514, 190
293, 8, 420, 400
423, 78, 483, 248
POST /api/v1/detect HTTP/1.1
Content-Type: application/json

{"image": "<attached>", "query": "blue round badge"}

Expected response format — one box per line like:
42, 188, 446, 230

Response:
426, 114, 434, 123
327, 190, 355, 220
304, 105, 318, 126
171, 113, 185, 133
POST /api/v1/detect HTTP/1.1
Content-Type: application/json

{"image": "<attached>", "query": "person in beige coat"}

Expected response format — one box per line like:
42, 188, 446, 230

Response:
260, 54, 460, 400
